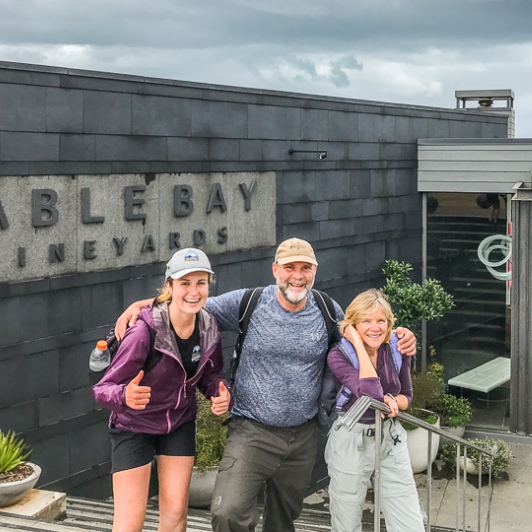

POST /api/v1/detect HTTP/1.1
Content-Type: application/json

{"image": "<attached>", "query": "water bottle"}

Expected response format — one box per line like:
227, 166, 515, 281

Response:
89, 340, 111, 372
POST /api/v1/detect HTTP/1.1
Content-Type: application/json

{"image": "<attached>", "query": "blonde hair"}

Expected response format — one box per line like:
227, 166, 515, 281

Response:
156, 279, 173, 304
340, 289, 395, 343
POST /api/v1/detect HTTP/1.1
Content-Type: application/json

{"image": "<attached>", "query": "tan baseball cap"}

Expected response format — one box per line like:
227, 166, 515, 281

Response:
275, 238, 318, 266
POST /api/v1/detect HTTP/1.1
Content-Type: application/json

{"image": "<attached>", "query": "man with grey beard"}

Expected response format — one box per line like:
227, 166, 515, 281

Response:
115, 237, 416, 532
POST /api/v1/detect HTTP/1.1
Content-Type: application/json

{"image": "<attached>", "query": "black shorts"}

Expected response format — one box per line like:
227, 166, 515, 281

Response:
109, 420, 196, 474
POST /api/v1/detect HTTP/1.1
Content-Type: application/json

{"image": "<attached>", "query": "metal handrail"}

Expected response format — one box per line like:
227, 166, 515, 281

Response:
335, 396, 495, 532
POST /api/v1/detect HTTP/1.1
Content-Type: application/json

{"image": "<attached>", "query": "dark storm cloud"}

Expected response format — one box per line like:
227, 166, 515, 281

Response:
1, 0, 531, 136
0, 0, 530, 51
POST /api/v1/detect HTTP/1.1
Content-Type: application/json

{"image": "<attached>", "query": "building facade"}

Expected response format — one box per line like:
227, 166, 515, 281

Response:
0, 61, 509, 497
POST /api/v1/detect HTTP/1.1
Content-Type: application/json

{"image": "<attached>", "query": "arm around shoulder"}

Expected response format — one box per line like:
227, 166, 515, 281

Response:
394, 326, 416, 357
115, 298, 153, 340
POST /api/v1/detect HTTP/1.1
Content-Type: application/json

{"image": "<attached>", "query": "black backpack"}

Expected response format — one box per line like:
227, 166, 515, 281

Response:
229, 287, 342, 426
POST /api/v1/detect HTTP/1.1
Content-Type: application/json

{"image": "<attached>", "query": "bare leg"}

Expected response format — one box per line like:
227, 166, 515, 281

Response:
112, 462, 151, 532
157, 455, 195, 532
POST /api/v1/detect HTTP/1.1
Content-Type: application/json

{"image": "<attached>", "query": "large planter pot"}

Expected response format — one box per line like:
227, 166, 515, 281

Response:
406, 415, 440, 474
188, 467, 217, 509
439, 425, 466, 449
0, 462, 42, 508
458, 456, 482, 475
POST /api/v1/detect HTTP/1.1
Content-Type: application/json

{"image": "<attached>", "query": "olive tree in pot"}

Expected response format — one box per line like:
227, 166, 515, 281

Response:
381, 260, 454, 473
188, 392, 228, 509
0, 430, 41, 508
381, 260, 454, 349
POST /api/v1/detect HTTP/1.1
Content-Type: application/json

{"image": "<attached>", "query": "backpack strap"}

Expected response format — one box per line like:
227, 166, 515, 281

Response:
229, 287, 339, 385
311, 289, 341, 346
386, 332, 402, 375
230, 287, 264, 385
143, 324, 160, 373
335, 339, 359, 411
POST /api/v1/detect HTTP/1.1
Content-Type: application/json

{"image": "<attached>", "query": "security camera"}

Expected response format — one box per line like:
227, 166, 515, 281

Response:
319, 152, 327, 160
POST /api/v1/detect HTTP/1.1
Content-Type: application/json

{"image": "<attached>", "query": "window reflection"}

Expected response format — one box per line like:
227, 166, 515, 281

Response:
426, 192, 511, 431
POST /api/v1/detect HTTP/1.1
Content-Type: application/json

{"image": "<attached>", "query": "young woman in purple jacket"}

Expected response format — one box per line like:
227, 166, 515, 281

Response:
325, 289, 424, 532
93, 248, 231, 532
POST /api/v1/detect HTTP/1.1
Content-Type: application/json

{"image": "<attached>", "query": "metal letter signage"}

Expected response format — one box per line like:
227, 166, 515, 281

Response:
0, 172, 276, 283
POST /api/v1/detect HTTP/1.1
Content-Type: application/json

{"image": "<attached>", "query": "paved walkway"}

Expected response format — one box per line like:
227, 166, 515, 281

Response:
303, 440, 532, 531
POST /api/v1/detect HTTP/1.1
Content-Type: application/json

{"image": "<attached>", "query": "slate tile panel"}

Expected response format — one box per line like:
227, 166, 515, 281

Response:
0, 83, 47, 131
0, 131, 59, 161
46, 88, 83, 133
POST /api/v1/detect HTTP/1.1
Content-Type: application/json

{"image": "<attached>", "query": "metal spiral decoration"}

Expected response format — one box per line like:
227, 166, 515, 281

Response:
477, 234, 512, 281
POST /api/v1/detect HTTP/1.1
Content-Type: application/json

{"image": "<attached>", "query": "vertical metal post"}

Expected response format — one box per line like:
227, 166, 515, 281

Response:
478, 454, 483, 532
426, 431, 432, 531
487, 463, 492, 532
455, 444, 460, 532
374, 411, 382, 532
462, 446, 467, 531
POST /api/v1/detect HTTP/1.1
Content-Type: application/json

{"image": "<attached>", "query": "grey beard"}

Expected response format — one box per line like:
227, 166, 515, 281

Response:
277, 280, 314, 305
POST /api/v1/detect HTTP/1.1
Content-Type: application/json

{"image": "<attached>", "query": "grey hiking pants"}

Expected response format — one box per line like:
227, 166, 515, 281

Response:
325, 417, 425, 532
210, 416, 317, 532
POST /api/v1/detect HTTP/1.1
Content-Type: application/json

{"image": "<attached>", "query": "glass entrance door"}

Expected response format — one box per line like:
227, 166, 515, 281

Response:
426, 192, 511, 431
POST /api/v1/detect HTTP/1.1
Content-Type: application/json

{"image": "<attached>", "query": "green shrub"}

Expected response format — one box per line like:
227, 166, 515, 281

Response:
195, 392, 228, 472
402, 361, 445, 428
0, 430, 31, 474
381, 259, 454, 334
440, 437, 512, 476
435, 393, 473, 428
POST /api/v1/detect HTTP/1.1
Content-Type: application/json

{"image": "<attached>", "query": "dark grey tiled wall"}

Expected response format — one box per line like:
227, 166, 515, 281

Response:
0, 61, 509, 497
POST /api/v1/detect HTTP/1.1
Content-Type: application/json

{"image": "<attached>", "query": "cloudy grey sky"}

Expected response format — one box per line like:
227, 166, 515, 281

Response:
1, 0, 531, 136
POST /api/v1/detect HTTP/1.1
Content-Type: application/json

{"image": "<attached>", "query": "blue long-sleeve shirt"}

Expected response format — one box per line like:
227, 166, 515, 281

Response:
206, 285, 344, 427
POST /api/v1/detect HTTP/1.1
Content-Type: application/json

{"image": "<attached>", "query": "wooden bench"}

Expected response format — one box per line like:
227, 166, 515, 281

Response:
447, 357, 511, 394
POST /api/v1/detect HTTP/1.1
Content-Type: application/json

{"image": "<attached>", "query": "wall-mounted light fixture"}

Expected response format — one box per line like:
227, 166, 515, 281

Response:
288, 148, 328, 160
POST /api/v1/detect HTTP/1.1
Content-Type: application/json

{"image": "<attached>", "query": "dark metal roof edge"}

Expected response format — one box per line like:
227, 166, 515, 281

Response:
0, 60, 510, 118
418, 138, 532, 145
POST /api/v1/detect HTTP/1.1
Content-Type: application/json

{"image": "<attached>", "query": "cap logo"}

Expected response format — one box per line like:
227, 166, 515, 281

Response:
184, 251, 200, 264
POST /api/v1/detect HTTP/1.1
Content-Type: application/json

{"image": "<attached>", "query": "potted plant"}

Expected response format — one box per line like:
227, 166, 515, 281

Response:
381, 259, 454, 341
381, 260, 454, 473
440, 437, 512, 477
188, 392, 228, 508
435, 393, 473, 446
403, 362, 446, 473
0, 430, 41, 508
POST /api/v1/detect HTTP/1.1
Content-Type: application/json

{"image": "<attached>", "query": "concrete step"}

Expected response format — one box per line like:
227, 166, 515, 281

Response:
0, 494, 459, 532
0, 496, 329, 532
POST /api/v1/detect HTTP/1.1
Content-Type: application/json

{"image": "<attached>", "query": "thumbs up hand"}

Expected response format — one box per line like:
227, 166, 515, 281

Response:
125, 370, 152, 410
210, 381, 231, 416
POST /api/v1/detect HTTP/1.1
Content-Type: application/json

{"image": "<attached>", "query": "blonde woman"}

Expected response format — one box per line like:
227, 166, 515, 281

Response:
93, 248, 231, 532
325, 289, 424, 532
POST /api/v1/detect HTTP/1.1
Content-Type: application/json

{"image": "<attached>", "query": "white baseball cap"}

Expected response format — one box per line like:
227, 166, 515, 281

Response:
165, 248, 214, 281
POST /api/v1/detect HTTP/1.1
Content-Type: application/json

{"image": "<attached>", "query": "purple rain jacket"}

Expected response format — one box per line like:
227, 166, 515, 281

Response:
92, 302, 228, 434
327, 342, 413, 424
